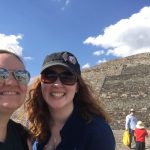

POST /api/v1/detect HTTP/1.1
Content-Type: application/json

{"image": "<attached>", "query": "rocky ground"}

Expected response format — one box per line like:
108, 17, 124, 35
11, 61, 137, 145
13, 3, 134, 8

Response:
113, 130, 150, 150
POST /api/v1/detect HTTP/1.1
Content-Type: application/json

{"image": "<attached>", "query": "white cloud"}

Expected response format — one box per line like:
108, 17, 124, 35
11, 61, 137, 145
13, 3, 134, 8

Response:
97, 59, 107, 64
93, 50, 104, 56
61, 7, 65, 11
24, 56, 34, 61
0, 34, 23, 56
65, 0, 70, 6
82, 63, 90, 69
83, 6, 150, 57
52, 0, 70, 5
51, 0, 71, 10
51, 0, 61, 2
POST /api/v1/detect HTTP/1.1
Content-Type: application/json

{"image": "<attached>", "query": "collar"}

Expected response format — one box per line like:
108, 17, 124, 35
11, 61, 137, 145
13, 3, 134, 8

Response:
37, 106, 86, 149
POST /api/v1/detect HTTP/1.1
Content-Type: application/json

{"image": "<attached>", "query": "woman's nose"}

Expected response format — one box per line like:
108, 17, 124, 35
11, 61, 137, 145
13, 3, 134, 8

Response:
52, 77, 63, 87
4, 73, 18, 85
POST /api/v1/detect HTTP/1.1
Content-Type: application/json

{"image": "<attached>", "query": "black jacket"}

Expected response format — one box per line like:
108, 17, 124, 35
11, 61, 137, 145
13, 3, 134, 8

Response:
0, 119, 29, 150
33, 107, 115, 150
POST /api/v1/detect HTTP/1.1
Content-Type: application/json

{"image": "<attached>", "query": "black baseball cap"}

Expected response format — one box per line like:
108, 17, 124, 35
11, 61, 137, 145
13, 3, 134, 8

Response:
41, 51, 81, 76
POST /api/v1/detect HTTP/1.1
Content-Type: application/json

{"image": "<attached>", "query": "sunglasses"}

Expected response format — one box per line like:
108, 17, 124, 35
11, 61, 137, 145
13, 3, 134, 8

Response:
0, 68, 30, 85
41, 70, 77, 85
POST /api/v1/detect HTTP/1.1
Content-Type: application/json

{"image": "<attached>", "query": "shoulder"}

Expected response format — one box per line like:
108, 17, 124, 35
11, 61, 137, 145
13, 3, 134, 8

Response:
5, 120, 29, 150
142, 128, 148, 132
83, 116, 115, 150
85, 116, 114, 136
9, 119, 27, 130
9, 119, 29, 138
86, 117, 115, 142
126, 114, 131, 118
9, 119, 23, 127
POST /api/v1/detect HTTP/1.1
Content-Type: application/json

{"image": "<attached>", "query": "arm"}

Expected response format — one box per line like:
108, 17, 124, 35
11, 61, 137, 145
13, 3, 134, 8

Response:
134, 129, 137, 137
145, 130, 149, 137
125, 115, 130, 130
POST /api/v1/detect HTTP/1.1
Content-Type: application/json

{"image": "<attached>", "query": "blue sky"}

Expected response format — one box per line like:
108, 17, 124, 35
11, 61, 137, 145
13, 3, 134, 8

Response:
0, 0, 150, 79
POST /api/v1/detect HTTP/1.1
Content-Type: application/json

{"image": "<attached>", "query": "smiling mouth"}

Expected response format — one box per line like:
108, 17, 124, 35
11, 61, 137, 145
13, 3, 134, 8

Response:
0, 91, 19, 95
51, 92, 65, 97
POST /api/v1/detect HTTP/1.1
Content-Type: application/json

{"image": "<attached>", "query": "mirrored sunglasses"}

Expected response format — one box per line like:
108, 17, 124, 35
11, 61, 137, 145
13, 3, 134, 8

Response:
41, 70, 77, 85
0, 68, 30, 85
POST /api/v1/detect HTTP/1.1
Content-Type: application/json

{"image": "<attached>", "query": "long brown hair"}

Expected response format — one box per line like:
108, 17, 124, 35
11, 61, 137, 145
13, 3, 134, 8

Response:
25, 75, 110, 143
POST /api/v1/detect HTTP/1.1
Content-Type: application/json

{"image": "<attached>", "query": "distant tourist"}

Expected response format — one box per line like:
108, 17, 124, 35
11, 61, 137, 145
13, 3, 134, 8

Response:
125, 108, 138, 149
134, 121, 148, 150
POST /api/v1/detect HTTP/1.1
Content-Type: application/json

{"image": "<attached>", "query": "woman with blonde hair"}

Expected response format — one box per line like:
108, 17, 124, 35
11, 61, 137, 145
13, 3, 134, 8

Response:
26, 51, 115, 150
0, 50, 31, 150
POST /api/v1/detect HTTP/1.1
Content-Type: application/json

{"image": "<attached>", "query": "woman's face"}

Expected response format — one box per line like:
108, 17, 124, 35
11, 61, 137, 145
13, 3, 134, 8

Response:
41, 66, 78, 111
0, 53, 28, 114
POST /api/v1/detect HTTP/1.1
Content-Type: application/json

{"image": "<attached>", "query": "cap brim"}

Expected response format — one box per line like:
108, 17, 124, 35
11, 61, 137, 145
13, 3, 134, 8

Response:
41, 62, 75, 74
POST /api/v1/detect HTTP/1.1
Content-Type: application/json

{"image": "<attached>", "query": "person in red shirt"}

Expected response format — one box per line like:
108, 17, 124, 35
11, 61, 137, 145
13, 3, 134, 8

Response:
134, 121, 148, 150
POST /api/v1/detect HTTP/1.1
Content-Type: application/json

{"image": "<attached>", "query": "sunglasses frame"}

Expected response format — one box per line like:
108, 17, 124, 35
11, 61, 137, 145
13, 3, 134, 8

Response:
41, 70, 77, 85
0, 67, 30, 85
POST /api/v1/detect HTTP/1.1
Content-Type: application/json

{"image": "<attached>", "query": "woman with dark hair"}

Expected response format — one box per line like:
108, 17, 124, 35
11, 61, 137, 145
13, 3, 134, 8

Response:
0, 50, 31, 150
26, 51, 115, 150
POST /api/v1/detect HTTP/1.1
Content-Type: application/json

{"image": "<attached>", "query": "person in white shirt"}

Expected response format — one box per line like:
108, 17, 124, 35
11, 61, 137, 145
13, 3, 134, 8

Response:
125, 108, 138, 149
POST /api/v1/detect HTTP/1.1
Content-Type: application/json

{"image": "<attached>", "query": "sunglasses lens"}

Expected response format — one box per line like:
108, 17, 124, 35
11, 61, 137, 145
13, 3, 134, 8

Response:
41, 73, 57, 84
0, 68, 8, 80
41, 70, 77, 85
60, 71, 77, 85
14, 70, 30, 84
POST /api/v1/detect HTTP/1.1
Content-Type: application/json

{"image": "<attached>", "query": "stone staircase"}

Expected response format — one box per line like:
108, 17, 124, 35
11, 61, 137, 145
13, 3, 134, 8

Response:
82, 53, 150, 130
